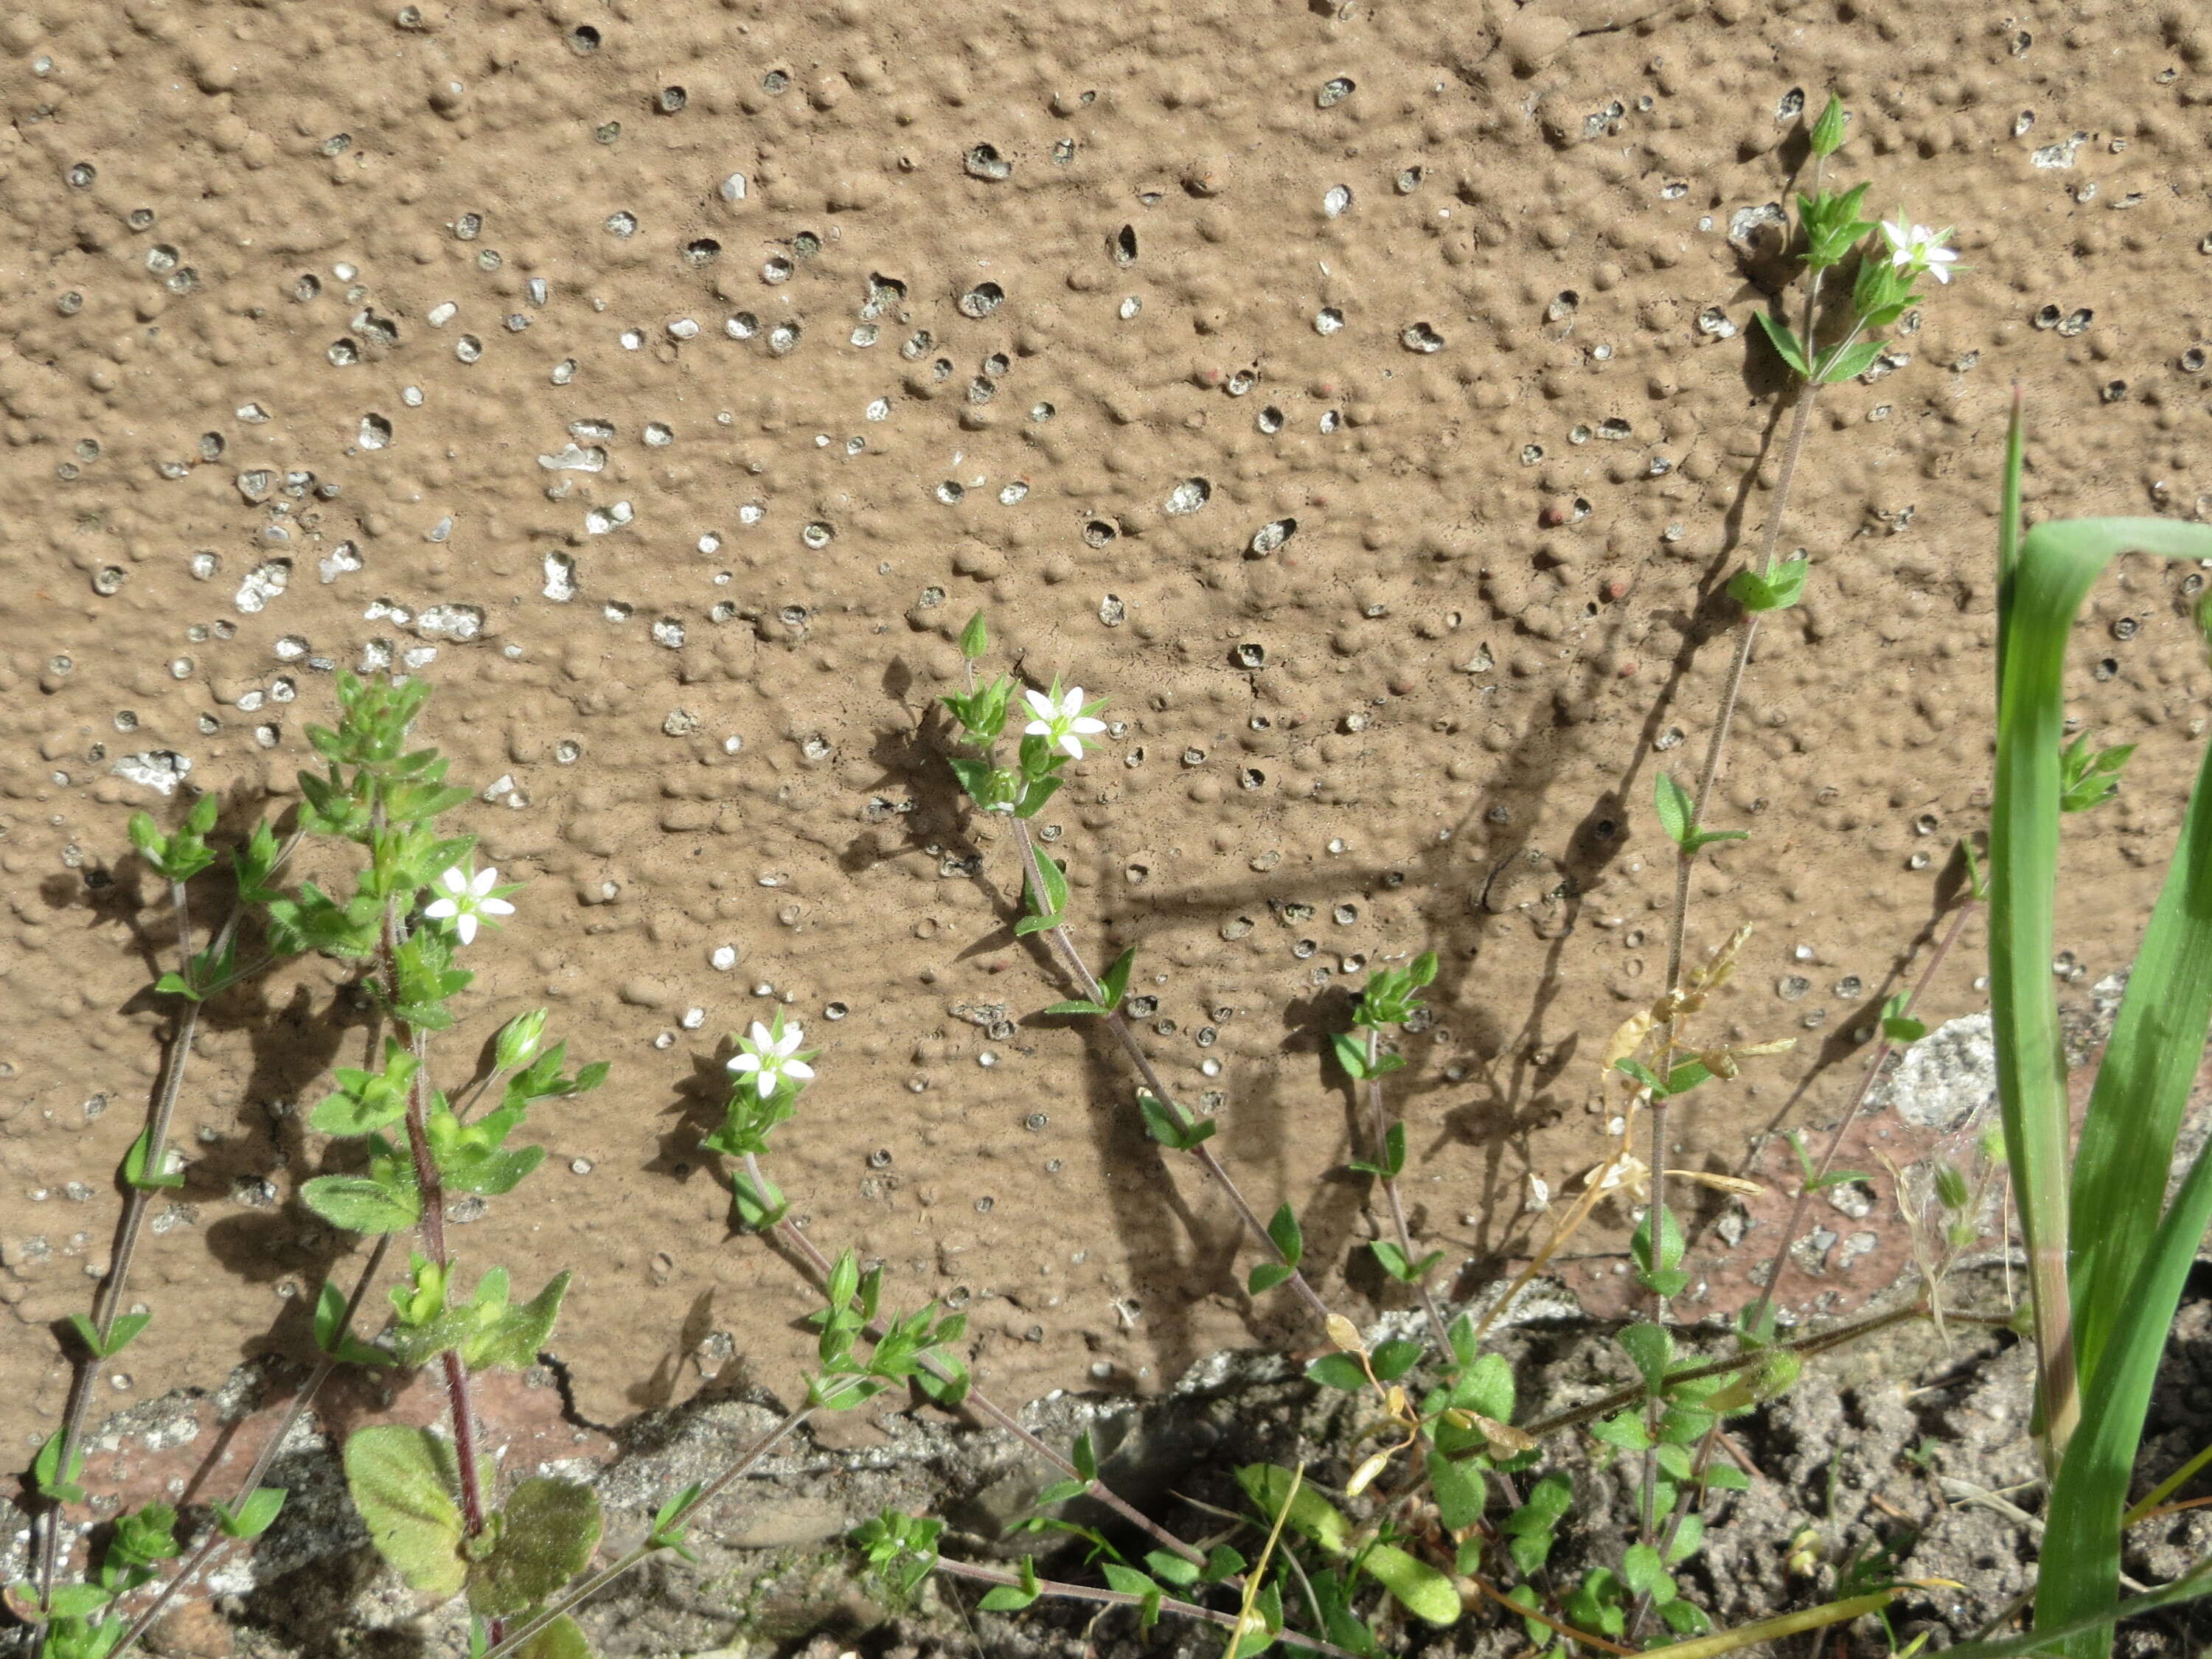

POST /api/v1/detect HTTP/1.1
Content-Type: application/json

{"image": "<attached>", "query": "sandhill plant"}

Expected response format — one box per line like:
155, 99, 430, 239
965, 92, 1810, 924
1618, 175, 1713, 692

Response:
18, 88, 2212, 1659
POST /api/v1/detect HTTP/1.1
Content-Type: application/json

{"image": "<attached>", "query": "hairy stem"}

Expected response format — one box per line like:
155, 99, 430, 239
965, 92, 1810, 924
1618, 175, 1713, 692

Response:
34, 833, 303, 1632
111, 1237, 392, 1658
742, 1151, 1208, 1568
931, 1557, 1363, 1659
376, 853, 487, 1545
1363, 1029, 1452, 1357
1006, 815, 1336, 1327
1522, 1300, 1958, 1443
479, 1403, 814, 1659
1628, 902, 1971, 1638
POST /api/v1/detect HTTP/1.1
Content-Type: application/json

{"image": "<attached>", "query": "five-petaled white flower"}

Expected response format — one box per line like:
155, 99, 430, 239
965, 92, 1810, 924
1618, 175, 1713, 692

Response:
1023, 684, 1107, 759
728, 1019, 814, 1099
422, 864, 515, 945
1880, 217, 1958, 284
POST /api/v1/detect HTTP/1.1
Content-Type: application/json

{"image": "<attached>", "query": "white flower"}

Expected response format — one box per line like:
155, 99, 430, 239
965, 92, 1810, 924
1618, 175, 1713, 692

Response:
1022, 684, 1108, 759
727, 1019, 814, 1099
1880, 217, 1958, 284
421, 864, 515, 945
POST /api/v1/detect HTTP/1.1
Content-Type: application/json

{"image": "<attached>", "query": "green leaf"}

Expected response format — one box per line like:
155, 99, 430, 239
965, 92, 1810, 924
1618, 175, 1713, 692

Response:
1039, 996, 1107, 1017
649, 1483, 703, 1562
1097, 947, 1135, 1009
68, 1310, 150, 1360
1703, 1462, 1750, 1492
1428, 1452, 1486, 1531
1265, 1203, 1303, 1267
1363, 1543, 1460, 1626
1880, 990, 1927, 1044
1331, 1029, 1369, 1081
1618, 1322, 1672, 1393
514, 1615, 596, 1659
1026, 853, 1068, 923
343, 1426, 468, 1599
1631, 1202, 1686, 1274
1451, 1352, 1516, 1422
1752, 310, 1811, 379
464, 1270, 571, 1371
468, 1478, 602, 1615
302, 1174, 420, 1235
2059, 732, 2135, 814
978, 1554, 1042, 1612
1817, 338, 1885, 385
1729, 552, 1810, 613
1146, 1549, 1200, 1587
314, 1278, 390, 1365
1370, 1240, 1443, 1283
1654, 771, 1695, 848
1135, 1091, 1216, 1151
959, 610, 990, 658
1370, 1338, 1422, 1383
122, 1126, 185, 1191
1247, 1262, 1295, 1295
1666, 1512, 1705, 1565
215, 1486, 288, 1540
33, 1429, 87, 1504
1808, 93, 1847, 156
1012, 911, 1061, 938
1305, 1353, 1369, 1392
1590, 1411, 1651, 1452
153, 970, 203, 1002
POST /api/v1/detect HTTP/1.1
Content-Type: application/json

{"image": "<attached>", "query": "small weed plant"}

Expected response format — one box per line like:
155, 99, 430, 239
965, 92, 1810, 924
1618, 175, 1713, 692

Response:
13, 91, 2212, 1659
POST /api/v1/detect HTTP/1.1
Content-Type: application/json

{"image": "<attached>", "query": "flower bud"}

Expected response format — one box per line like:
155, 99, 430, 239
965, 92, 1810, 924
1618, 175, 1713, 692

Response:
1808, 94, 1847, 158
1934, 1163, 1970, 1211
495, 1008, 549, 1072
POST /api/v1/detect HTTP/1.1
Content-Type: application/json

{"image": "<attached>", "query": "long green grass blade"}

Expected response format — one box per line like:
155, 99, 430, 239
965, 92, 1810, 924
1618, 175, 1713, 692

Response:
2042, 1139, 2212, 1656
1990, 495, 2212, 1467
2069, 740, 2212, 1382
1996, 384, 2024, 687
1991, 410, 2212, 1655
1940, 1558, 2212, 1659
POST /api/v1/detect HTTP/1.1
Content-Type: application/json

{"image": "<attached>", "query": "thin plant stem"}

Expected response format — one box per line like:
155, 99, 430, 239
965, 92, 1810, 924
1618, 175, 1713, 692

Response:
373, 828, 488, 1548
1363, 1029, 1452, 1354
478, 1403, 815, 1659
1006, 813, 1335, 1328
111, 1236, 393, 1658
1742, 900, 1975, 1339
740, 1151, 1208, 1568
930, 1557, 1365, 1659
1639, 157, 1838, 1563
1629, 899, 1970, 1639
32, 831, 304, 1631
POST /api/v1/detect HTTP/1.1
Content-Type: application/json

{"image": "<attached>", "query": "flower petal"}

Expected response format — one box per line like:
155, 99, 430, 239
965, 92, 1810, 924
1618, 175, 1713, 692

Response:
783, 1060, 814, 1082
1060, 687, 1086, 716
425, 897, 459, 920
439, 866, 470, 894
1023, 689, 1057, 721
455, 914, 479, 945
1058, 734, 1082, 759
480, 897, 516, 917
1070, 716, 1107, 734
754, 1070, 778, 1098
731, 1053, 762, 1072
747, 1021, 773, 1049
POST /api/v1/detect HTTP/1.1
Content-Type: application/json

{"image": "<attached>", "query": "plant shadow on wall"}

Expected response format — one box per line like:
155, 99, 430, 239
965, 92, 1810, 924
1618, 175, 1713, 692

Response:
37, 88, 2212, 1659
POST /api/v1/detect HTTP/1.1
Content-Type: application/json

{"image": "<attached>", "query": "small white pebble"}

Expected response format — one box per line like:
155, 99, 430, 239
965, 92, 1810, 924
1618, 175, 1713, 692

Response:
570, 1158, 594, 1175
681, 1007, 706, 1030
711, 945, 738, 971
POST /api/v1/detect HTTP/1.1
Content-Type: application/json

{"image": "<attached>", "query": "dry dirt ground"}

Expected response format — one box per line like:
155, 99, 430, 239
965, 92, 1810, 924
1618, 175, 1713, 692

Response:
4, 0, 2212, 1481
